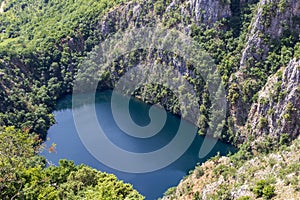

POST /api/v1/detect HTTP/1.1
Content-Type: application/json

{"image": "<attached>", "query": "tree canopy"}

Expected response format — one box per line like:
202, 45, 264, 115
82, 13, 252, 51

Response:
0, 127, 144, 200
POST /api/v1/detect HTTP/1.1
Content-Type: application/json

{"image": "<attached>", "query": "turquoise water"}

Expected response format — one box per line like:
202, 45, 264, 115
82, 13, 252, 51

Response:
41, 90, 235, 199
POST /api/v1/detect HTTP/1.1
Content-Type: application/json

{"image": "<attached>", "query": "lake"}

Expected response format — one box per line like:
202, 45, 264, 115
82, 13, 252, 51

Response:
41, 90, 235, 200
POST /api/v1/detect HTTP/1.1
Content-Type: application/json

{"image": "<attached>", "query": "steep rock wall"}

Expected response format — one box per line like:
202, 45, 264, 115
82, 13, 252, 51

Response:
243, 59, 300, 148
240, 0, 300, 69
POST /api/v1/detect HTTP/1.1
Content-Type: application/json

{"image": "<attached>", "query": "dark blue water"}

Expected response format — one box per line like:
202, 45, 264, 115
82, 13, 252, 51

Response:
41, 90, 235, 200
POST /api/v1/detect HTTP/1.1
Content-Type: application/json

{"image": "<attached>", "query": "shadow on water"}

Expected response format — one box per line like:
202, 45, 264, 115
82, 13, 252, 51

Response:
41, 90, 236, 200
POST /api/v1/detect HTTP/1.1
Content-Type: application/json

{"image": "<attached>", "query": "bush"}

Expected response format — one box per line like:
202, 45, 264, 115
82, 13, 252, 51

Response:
253, 180, 275, 199
193, 191, 201, 200
194, 166, 205, 178
262, 185, 275, 199
279, 133, 290, 145
258, 117, 268, 129
237, 196, 251, 200
164, 187, 176, 196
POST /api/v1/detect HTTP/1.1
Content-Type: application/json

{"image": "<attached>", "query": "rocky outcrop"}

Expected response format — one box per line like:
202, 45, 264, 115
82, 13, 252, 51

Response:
162, 136, 300, 199
189, 0, 231, 25
0, 1, 6, 13
240, 0, 300, 69
243, 59, 300, 147
229, 0, 300, 137
99, 0, 232, 37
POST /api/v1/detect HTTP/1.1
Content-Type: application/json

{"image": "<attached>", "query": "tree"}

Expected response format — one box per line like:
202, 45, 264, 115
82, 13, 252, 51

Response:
0, 126, 39, 199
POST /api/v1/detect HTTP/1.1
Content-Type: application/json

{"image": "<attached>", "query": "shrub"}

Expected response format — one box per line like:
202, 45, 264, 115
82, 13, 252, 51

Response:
194, 166, 205, 178
237, 196, 251, 200
279, 133, 290, 145
262, 185, 275, 199
193, 191, 201, 200
258, 117, 268, 129
253, 180, 275, 199
164, 187, 176, 196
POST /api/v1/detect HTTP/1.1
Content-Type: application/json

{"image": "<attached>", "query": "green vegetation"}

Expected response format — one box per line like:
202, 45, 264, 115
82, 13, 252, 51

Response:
252, 180, 276, 199
0, 0, 297, 144
0, 0, 299, 199
194, 166, 205, 178
0, 0, 125, 137
206, 183, 232, 200
163, 136, 300, 199
163, 187, 176, 196
213, 164, 237, 179
0, 127, 144, 200
0, 0, 124, 53
237, 196, 251, 200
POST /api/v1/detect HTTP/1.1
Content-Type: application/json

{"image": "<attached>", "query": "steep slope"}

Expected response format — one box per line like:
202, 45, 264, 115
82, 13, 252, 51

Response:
162, 136, 300, 200
243, 59, 300, 151
162, 57, 300, 199
229, 0, 300, 129
240, 0, 300, 68
161, 0, 300, 198
0, 0, 235, 138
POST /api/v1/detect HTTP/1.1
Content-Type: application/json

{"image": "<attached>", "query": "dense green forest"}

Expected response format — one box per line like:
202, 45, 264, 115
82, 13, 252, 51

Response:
0, 0, 144, 198
0, 127, 144, 199
0, 0, 124, 137
0, 0, 299, 141
0, 0, 299, 199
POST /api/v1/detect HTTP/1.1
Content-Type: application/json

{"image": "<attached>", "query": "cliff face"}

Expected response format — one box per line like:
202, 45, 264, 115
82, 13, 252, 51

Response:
229, 0, 300, 145
0, 0, 234, 136
99, 0, 231, 36
189, 0, 231, 24
240, 0, 300, 69
0, 0, 298, 147
244, 59, 300, 148
160, 0, 300, 197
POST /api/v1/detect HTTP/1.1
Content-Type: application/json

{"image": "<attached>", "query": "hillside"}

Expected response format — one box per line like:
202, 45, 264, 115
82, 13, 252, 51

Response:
0, 0, 299, 199
162, 136, 300, 200
0, 127, 144, 199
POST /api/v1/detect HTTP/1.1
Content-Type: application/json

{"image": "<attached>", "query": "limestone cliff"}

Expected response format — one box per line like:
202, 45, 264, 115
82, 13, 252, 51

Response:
240, 0, 300, 69
229, 0, 300, 144
244, 59, 300, 149
99, 0, 231, 36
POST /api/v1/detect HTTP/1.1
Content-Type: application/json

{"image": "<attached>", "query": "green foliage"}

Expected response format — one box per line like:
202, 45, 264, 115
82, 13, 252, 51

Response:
278, 0, 287, 12
237, 196, 251, 200
0, 126, 40, 199
213, 164, 237, 179
0, 127, 144, 200
194, 166, 205, 178
278, 163, 300, 180
193, 191, 201, 200
0, 0, 299, 199
294, 42, 300, 59
230, 142, 253, 167
206, 183, 232, 200
279, 133, 290, 145
228, 83, 240, 104
258, 117, 268, 129
154, 0, 165, 15
164, 187, 176, 196
0, 0, 125, 136
253, 180, 275, 199
0, 0, 296, 146
0, 0, 124, 52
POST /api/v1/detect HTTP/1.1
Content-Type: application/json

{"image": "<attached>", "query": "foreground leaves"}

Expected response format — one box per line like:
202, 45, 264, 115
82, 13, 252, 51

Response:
0, 127, 144, 200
